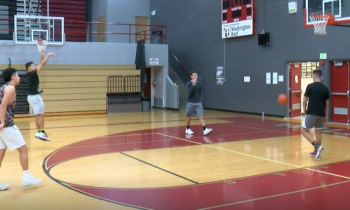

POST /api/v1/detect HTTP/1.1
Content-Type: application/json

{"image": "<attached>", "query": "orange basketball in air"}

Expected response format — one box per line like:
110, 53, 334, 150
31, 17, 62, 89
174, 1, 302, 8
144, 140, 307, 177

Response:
278, 94, 288, 105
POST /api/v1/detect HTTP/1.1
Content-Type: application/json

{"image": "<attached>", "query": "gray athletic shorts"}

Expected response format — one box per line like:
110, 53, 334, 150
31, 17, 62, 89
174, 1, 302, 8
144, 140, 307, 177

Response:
185, 102, 203, 117
27, 94, 44, 115
302, 114, 325, 130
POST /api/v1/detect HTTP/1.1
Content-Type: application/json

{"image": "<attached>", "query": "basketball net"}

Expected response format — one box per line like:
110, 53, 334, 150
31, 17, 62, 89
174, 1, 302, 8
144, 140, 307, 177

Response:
36, 39, 48, 52
309, 13, 332, 35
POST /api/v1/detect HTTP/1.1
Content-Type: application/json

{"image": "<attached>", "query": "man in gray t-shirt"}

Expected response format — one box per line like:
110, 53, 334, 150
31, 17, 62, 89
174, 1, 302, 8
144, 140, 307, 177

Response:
185, 72, 212, 136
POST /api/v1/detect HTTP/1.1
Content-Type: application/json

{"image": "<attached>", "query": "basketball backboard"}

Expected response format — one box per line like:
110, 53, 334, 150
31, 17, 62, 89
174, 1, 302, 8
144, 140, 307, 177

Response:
14, 15, 65, 45
304, 0, 350, 27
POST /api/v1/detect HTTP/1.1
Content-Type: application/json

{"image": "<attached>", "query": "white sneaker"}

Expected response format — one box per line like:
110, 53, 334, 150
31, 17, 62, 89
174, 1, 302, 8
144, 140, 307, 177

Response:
0, 182, 10, 190
35, 132, 51, 141
315, 145, 324, 159
22, 175, 42, 186
203, 128, 213, 135
41, 132, 51, 141
34, 132, 43, 140
185, 128, 194, 135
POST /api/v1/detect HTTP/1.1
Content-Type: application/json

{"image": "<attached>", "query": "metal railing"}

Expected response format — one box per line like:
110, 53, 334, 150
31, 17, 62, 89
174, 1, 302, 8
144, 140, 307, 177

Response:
107, 76, 141, 93
107, 76, 141, 104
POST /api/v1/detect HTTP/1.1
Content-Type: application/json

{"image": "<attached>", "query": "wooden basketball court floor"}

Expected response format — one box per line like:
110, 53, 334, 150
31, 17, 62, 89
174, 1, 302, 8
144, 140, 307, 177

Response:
1, 109, 350, 210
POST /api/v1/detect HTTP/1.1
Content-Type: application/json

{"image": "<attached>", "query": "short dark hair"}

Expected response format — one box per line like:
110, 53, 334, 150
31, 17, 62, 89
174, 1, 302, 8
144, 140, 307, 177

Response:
2, 67, 17, 83
25, 61, 34, 70
313, 69, 322, 78
190, 72, 197, 76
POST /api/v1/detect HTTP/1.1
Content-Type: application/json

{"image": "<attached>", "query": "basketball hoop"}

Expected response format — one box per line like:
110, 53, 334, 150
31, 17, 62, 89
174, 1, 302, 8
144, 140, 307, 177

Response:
36, 39, 48, 52
309, 13, 334, 35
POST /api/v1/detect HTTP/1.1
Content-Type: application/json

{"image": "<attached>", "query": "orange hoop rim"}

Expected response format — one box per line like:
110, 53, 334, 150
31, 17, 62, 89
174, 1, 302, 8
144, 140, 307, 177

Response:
309, 12, 335, 25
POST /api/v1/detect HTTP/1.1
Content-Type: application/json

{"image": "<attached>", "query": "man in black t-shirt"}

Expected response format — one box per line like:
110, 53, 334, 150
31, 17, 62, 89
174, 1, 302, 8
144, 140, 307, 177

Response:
301, 70, 330, 159
26, 49, 55, 141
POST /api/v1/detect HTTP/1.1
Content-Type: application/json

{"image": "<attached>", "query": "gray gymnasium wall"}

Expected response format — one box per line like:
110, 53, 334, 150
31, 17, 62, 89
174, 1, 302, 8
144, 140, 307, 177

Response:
89, 0, 150, 43
150, 0, 350, 116
106, 0, 150, 43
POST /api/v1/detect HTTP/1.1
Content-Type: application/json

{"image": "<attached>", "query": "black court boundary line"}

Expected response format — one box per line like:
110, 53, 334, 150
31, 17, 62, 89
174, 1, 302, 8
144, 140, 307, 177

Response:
37, 114, 350, 209
43, 145, 350, 190
120, 152, 199, 185
43, 129, 350, 188
44, 130, 275, 170
41, 152, 149, 210
41, 132, 350, 209
43, 126, 350, 184
44, 128, 271, 169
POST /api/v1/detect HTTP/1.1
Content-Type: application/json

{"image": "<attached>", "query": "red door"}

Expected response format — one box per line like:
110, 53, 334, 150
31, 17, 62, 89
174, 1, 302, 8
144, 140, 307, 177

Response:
289, 63, 302, 117
331, 61, 350, 123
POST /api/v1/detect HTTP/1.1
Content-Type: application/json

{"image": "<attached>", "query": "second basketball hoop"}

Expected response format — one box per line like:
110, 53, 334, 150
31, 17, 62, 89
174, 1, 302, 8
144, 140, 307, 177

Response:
309, 13, 335, 35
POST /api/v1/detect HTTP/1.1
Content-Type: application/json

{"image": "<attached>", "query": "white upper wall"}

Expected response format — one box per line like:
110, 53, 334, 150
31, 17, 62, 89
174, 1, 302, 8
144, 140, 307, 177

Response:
0, 42, 137, 65
0, 42, 168, 66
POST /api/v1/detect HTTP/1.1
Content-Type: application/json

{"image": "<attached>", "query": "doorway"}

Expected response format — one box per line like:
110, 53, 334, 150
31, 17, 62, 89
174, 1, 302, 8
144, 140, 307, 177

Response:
288, 62, 320, 118
97, 16, 106, 42
135, 16, 149, 43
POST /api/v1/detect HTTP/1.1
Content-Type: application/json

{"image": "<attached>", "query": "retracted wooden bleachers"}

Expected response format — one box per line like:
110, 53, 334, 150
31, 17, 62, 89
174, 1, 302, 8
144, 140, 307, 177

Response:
2, 64, 140, 115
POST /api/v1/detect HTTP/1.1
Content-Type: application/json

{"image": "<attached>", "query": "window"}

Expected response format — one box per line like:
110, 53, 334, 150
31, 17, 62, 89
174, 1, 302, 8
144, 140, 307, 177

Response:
301, 62, 319, 78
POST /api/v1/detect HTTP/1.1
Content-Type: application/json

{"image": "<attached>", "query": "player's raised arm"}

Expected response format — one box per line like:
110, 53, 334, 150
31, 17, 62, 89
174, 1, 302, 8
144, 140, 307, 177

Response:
37, 50, 55, 73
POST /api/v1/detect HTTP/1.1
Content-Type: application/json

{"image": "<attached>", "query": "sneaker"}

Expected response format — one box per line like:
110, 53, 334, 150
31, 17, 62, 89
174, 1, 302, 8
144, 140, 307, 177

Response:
315, 145, 324, 159
35, 132, 50, 141
309, 148, 317, 157
34, 132, 44, 140
203, 128, 213, 135
22, 175, 42, 186
0, 182, 10, 190
41, 132, 51, 141
185, 128, 194, 135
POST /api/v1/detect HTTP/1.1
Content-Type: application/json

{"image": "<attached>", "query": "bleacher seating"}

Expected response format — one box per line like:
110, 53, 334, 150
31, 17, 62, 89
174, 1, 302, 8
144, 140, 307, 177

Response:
0, 64, 140, 114
41, 0, 87, 42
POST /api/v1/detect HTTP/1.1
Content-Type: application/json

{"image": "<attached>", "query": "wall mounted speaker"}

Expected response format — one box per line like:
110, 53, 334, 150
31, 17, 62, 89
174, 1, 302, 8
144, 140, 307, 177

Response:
258, 32, 270, 46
